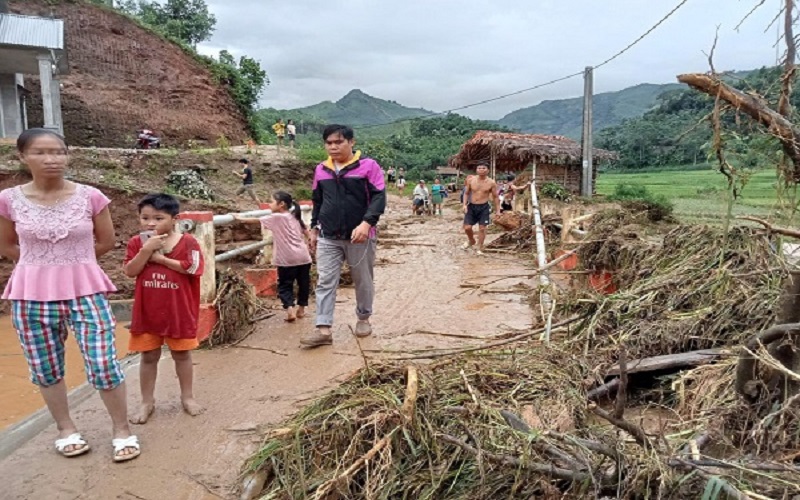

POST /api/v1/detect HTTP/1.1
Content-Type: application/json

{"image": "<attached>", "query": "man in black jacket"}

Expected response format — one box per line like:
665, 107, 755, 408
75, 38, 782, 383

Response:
301, 125, 386, 348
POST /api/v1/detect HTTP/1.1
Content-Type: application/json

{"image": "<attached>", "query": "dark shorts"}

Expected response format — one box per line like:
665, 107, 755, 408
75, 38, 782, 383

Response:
288, 134, 296, 141
413, 198, 424, 207
501, 201, 513, 212
388, 174, 396, 182
464, 203, 491, 226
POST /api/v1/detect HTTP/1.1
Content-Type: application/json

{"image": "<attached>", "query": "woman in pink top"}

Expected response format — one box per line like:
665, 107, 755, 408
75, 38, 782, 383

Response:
0, 129, 140, 462
236, 190, 312, 322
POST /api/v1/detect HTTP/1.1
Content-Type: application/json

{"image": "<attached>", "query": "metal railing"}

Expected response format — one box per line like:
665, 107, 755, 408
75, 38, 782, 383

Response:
211, 205, 312, 262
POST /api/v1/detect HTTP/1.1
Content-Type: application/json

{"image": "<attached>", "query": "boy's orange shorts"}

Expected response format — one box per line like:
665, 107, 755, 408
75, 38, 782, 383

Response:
128, 333, 199, 352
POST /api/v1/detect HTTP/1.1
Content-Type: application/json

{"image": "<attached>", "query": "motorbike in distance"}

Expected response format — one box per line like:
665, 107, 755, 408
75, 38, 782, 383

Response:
134, 129, 161, 149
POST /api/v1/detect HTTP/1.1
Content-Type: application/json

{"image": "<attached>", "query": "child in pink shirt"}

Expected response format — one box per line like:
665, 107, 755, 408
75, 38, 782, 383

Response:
0, 128, 139, 462
236, 191, 312, 322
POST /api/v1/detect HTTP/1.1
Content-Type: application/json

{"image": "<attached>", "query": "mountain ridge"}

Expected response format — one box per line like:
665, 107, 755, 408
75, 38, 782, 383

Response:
291, 89, 434, 126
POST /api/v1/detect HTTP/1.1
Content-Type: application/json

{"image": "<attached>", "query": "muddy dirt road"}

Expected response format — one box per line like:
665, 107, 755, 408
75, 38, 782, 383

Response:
0, 195, 535, 500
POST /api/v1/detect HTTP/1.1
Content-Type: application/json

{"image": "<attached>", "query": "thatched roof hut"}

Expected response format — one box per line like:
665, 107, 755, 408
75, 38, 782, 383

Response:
449, 131, 617, 195
449, 131, 616, 171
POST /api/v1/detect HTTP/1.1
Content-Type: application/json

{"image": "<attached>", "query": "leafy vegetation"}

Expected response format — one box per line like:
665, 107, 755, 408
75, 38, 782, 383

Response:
116, 0, 216, 47
540, 182, 571, 202
606, 184, 674, 222
359, 113, 509, 171
596, 67, 795, 170
258, 107, 507, 173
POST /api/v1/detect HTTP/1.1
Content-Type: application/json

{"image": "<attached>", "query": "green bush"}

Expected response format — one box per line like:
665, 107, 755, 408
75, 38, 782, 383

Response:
608, 184, 674, 222
696, 184, 721, 196
296, 144, 327, 165
540, 182, 571, 201
293, 185, 314, 201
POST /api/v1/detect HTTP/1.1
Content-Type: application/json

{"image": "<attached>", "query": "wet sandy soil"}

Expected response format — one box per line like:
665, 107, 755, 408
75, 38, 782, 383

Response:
0, 320, 131, 431
0, 195, 535, 499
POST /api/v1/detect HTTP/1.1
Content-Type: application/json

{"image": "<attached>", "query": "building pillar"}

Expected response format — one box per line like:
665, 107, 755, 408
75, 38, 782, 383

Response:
0, 83, 5, 138
0, 74, 23, 137
51, 78, 62, 134
36, 54, 57, 132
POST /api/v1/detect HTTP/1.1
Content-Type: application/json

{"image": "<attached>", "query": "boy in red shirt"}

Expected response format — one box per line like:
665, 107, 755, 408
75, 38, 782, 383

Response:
124, 193, 205, 424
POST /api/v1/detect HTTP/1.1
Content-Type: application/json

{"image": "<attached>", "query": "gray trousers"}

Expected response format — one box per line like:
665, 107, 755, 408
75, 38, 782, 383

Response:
315, 238, 376, 327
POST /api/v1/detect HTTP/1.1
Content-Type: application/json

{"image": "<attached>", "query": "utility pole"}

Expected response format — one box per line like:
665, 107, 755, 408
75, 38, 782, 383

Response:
581, 66, 594, 197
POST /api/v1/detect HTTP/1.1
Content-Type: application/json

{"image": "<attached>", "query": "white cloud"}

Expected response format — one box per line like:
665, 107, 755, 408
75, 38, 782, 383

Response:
199, 0, 781, 119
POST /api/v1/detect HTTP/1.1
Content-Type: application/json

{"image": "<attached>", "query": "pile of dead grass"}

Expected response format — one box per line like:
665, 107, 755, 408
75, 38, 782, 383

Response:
568, 211, 787, 362
678, 355, 800, 460
243, 348, 683, 499
242, 345, 800, 499
205, 270, 259, 346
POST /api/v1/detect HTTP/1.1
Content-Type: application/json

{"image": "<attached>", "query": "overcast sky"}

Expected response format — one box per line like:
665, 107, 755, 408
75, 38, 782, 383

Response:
197, 0, 783, 120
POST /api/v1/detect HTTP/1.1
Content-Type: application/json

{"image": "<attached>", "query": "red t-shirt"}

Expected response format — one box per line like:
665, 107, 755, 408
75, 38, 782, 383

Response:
124, 234, 205, 339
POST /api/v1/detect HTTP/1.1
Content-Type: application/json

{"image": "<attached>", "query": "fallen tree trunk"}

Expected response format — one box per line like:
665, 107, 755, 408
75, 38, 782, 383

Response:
607, 348, 724, 376
676, 73, 800, 179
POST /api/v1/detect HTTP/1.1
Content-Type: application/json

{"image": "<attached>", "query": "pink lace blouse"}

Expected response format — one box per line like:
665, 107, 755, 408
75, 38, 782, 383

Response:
0, 183, 117, 301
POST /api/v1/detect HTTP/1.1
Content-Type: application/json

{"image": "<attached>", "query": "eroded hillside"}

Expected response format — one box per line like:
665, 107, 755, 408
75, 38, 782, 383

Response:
9, 0, 250, 147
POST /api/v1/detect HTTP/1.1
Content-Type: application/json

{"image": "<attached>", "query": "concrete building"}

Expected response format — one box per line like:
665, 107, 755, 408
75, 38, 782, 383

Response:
0, 2, 68, 140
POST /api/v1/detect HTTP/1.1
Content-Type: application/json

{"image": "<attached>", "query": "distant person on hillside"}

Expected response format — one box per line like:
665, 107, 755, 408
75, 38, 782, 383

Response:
462, 165, 499, 256
0, 128, 139, 462
302, 124, 386, 348
124, 193, 205, 425
233, 158, 260, 205
286, 119, 297, 149
272, 119, 286, 148
387, 167, 396, 185
396, 175, 406, 192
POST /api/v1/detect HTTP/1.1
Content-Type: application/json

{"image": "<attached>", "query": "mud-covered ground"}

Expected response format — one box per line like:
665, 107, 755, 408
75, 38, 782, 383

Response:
0, 194, 536, 499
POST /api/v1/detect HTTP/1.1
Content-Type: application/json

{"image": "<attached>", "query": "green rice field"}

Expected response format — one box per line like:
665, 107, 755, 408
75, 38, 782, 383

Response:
595, 168, 800, 224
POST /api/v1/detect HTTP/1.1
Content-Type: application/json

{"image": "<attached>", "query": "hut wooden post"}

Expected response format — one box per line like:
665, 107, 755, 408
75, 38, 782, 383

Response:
530, 161, 554, 341
490, 146, 496, 179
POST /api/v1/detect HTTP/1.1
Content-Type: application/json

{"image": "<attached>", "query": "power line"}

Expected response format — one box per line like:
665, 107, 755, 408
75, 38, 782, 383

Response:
594, 0, 691, 69
357, 0, 691, 131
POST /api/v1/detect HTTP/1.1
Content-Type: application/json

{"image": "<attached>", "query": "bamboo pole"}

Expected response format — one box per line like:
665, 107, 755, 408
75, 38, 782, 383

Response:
530, 161, 554, 342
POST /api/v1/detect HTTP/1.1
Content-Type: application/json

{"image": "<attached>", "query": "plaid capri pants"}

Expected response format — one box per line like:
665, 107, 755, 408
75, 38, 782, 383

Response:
11, 293, 124, 390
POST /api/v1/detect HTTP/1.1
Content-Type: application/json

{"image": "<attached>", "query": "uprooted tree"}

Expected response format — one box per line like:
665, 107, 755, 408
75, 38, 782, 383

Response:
677, 0, 800, 402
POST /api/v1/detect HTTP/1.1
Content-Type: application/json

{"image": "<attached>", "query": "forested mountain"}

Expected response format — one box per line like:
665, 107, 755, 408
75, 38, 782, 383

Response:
291, 89, 433, 126
497, 83, 683, 139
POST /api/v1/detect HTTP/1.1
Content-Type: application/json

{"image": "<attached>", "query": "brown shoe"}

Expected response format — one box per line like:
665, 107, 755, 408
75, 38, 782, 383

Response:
354, 320, 372, 338
300, 329, 333, 348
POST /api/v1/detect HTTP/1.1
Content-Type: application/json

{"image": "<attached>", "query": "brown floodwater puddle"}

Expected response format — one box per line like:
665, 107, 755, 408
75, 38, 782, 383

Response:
0, 315, 131, 431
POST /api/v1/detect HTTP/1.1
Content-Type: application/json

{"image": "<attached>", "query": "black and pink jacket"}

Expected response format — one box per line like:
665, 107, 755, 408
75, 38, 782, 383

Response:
310, 152, 386, 240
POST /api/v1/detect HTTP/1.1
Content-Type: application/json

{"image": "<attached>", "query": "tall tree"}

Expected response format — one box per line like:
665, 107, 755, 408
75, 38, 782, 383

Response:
118, 0, 216, 47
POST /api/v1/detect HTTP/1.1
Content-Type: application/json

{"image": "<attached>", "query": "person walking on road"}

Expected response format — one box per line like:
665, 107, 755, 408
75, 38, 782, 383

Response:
0, 128, 139, 462
461, 164, 499, 256
302, 124, 386, 348
233, 158, 260, 205
431, 177, 445, 216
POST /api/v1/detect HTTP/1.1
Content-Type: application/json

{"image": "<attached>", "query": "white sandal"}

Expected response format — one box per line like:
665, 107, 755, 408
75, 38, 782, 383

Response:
112, 435, 141, 463
54, 433, 90, 457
